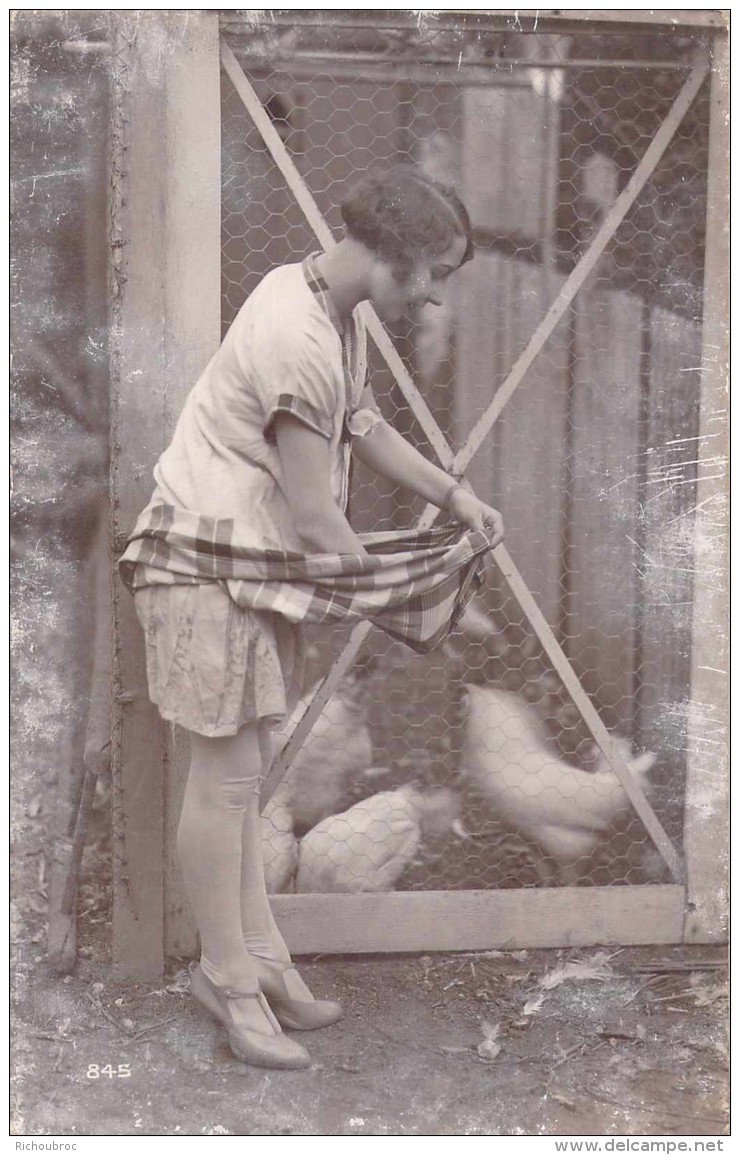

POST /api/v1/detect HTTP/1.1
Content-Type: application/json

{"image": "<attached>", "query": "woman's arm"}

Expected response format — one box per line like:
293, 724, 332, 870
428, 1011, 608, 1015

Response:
352, 416, 504, 544
273, 413, 370, 557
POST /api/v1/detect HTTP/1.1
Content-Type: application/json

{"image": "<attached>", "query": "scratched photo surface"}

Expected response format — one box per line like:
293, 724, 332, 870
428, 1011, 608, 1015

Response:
10, 9, 728, 1138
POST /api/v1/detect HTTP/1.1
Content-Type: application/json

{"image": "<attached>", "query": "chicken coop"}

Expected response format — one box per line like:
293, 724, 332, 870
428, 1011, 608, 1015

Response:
106, 10, 728, 977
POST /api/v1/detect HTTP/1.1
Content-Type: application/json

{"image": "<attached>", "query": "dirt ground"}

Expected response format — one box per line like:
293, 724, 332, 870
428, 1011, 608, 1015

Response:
10, 544, 729, 1139
11, 828, 729, 1138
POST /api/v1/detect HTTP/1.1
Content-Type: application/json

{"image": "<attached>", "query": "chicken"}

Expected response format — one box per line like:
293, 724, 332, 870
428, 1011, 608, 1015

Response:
295, 785, 460, 894
271, 676, 376, 835
460, 684, 656, 878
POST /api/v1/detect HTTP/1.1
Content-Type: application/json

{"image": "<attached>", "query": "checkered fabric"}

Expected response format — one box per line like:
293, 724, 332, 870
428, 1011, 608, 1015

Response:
119, 505, 495, 653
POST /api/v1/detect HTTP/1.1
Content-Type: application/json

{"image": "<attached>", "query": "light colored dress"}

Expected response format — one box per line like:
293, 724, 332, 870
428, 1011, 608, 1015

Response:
138, 254, 377, 549
130, 255, 382, 736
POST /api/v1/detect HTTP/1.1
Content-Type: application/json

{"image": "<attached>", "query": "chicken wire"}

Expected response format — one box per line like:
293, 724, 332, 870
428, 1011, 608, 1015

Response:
220, 16, 709, 897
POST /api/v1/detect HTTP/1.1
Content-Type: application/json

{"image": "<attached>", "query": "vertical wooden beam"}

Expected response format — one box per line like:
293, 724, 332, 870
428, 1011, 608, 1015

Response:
568, 289, 643, 734
683, 30, 729, 944
110, 11, 221, 977
639, 307, 702, 806
455, 253, 569, 628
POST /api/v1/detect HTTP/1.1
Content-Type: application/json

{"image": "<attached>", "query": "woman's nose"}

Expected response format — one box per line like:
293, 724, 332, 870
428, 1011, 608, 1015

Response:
425, 287, 444, 307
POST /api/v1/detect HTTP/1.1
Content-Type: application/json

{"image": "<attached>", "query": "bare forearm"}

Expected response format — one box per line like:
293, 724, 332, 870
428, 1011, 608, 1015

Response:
353, 417, 505, 544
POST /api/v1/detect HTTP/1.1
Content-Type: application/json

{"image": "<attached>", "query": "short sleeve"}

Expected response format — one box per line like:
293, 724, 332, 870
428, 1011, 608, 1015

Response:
255, 320, 342, 446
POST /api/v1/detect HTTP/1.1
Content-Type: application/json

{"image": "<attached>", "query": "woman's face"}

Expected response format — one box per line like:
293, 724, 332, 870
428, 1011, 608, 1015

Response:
368, 234, 468, 323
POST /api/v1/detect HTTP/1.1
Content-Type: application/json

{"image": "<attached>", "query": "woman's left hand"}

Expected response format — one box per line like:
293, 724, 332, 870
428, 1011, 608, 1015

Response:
448, 487, 505, 546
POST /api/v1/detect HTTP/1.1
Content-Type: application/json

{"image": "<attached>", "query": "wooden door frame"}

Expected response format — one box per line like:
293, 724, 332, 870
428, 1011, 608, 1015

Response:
110, 14, 727, 975
109, 12, 222, 977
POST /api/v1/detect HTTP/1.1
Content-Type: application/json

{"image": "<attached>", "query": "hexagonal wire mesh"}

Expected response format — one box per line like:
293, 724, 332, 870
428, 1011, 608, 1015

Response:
220, 17, 709, 896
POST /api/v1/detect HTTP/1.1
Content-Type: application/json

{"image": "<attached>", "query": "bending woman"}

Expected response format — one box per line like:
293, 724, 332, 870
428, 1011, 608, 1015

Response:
120, 166, 504, 1069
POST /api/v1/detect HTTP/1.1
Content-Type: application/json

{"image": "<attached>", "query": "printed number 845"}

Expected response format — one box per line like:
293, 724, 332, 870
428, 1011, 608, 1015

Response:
87, 1064, 131, 1079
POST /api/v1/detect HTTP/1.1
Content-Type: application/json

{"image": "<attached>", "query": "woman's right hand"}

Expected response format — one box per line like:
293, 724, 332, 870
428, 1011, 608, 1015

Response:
448, 487, 505, 546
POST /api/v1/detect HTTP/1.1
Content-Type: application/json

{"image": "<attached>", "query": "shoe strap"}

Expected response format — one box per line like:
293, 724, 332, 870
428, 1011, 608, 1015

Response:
221, 986, 260, 1000
216, 983, 281, 1028
191, 962, 262, 1002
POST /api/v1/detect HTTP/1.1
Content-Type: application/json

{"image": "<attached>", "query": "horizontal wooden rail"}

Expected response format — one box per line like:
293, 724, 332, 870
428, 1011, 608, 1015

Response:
272, 885, 686, 954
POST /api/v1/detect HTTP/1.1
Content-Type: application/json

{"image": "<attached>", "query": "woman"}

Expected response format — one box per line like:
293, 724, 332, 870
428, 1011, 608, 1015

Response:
120, 166, 504, 1069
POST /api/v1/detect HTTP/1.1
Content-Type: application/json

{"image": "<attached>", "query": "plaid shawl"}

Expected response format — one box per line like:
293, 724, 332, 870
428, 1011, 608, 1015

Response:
119, 504, 495, 653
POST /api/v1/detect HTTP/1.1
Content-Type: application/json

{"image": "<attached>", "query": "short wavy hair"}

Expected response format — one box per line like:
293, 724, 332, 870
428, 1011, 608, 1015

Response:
340, 165, 474, 280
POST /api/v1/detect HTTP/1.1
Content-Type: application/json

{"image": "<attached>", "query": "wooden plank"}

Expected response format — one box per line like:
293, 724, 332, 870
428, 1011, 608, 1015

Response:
455, 58, 709, 476
462, 85, 549, 241
683, 32, 729, 944
568, 288, 643, 734
271, 885, 685, 954
452, 252, 506, 509
219, 10, 726, 34
491, 261, 569, 628
639, 307, 702, 803
549, 11, 727, 30
161, 12, 223, 963
162, 17, 223, 424
454, 254, 569, 627
110, 16, 168, 981
110, 12, 221, 977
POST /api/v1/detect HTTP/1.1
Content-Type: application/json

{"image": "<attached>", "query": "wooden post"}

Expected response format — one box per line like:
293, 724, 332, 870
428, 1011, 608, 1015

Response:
683, 28, 729, 943
110, 11, 221, 977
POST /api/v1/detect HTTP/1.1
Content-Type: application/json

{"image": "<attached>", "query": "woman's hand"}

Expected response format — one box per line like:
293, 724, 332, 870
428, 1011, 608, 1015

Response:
350, 416, 504, 546
448, 487, 504, 546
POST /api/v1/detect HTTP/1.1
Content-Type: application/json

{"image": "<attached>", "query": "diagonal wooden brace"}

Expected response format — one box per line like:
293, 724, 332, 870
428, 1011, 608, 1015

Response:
221, 38, 695, 879
220, 41, 455, 470
262, 622, 372, 806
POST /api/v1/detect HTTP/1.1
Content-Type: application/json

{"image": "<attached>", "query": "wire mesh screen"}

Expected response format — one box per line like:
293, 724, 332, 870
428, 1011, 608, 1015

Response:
220, 16, 709, 896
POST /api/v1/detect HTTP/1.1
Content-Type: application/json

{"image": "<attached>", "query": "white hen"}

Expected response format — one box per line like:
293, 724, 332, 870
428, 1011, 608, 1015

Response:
295, 785, 460, 894
272, 678, 375, 835
461, 684, 655, 870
